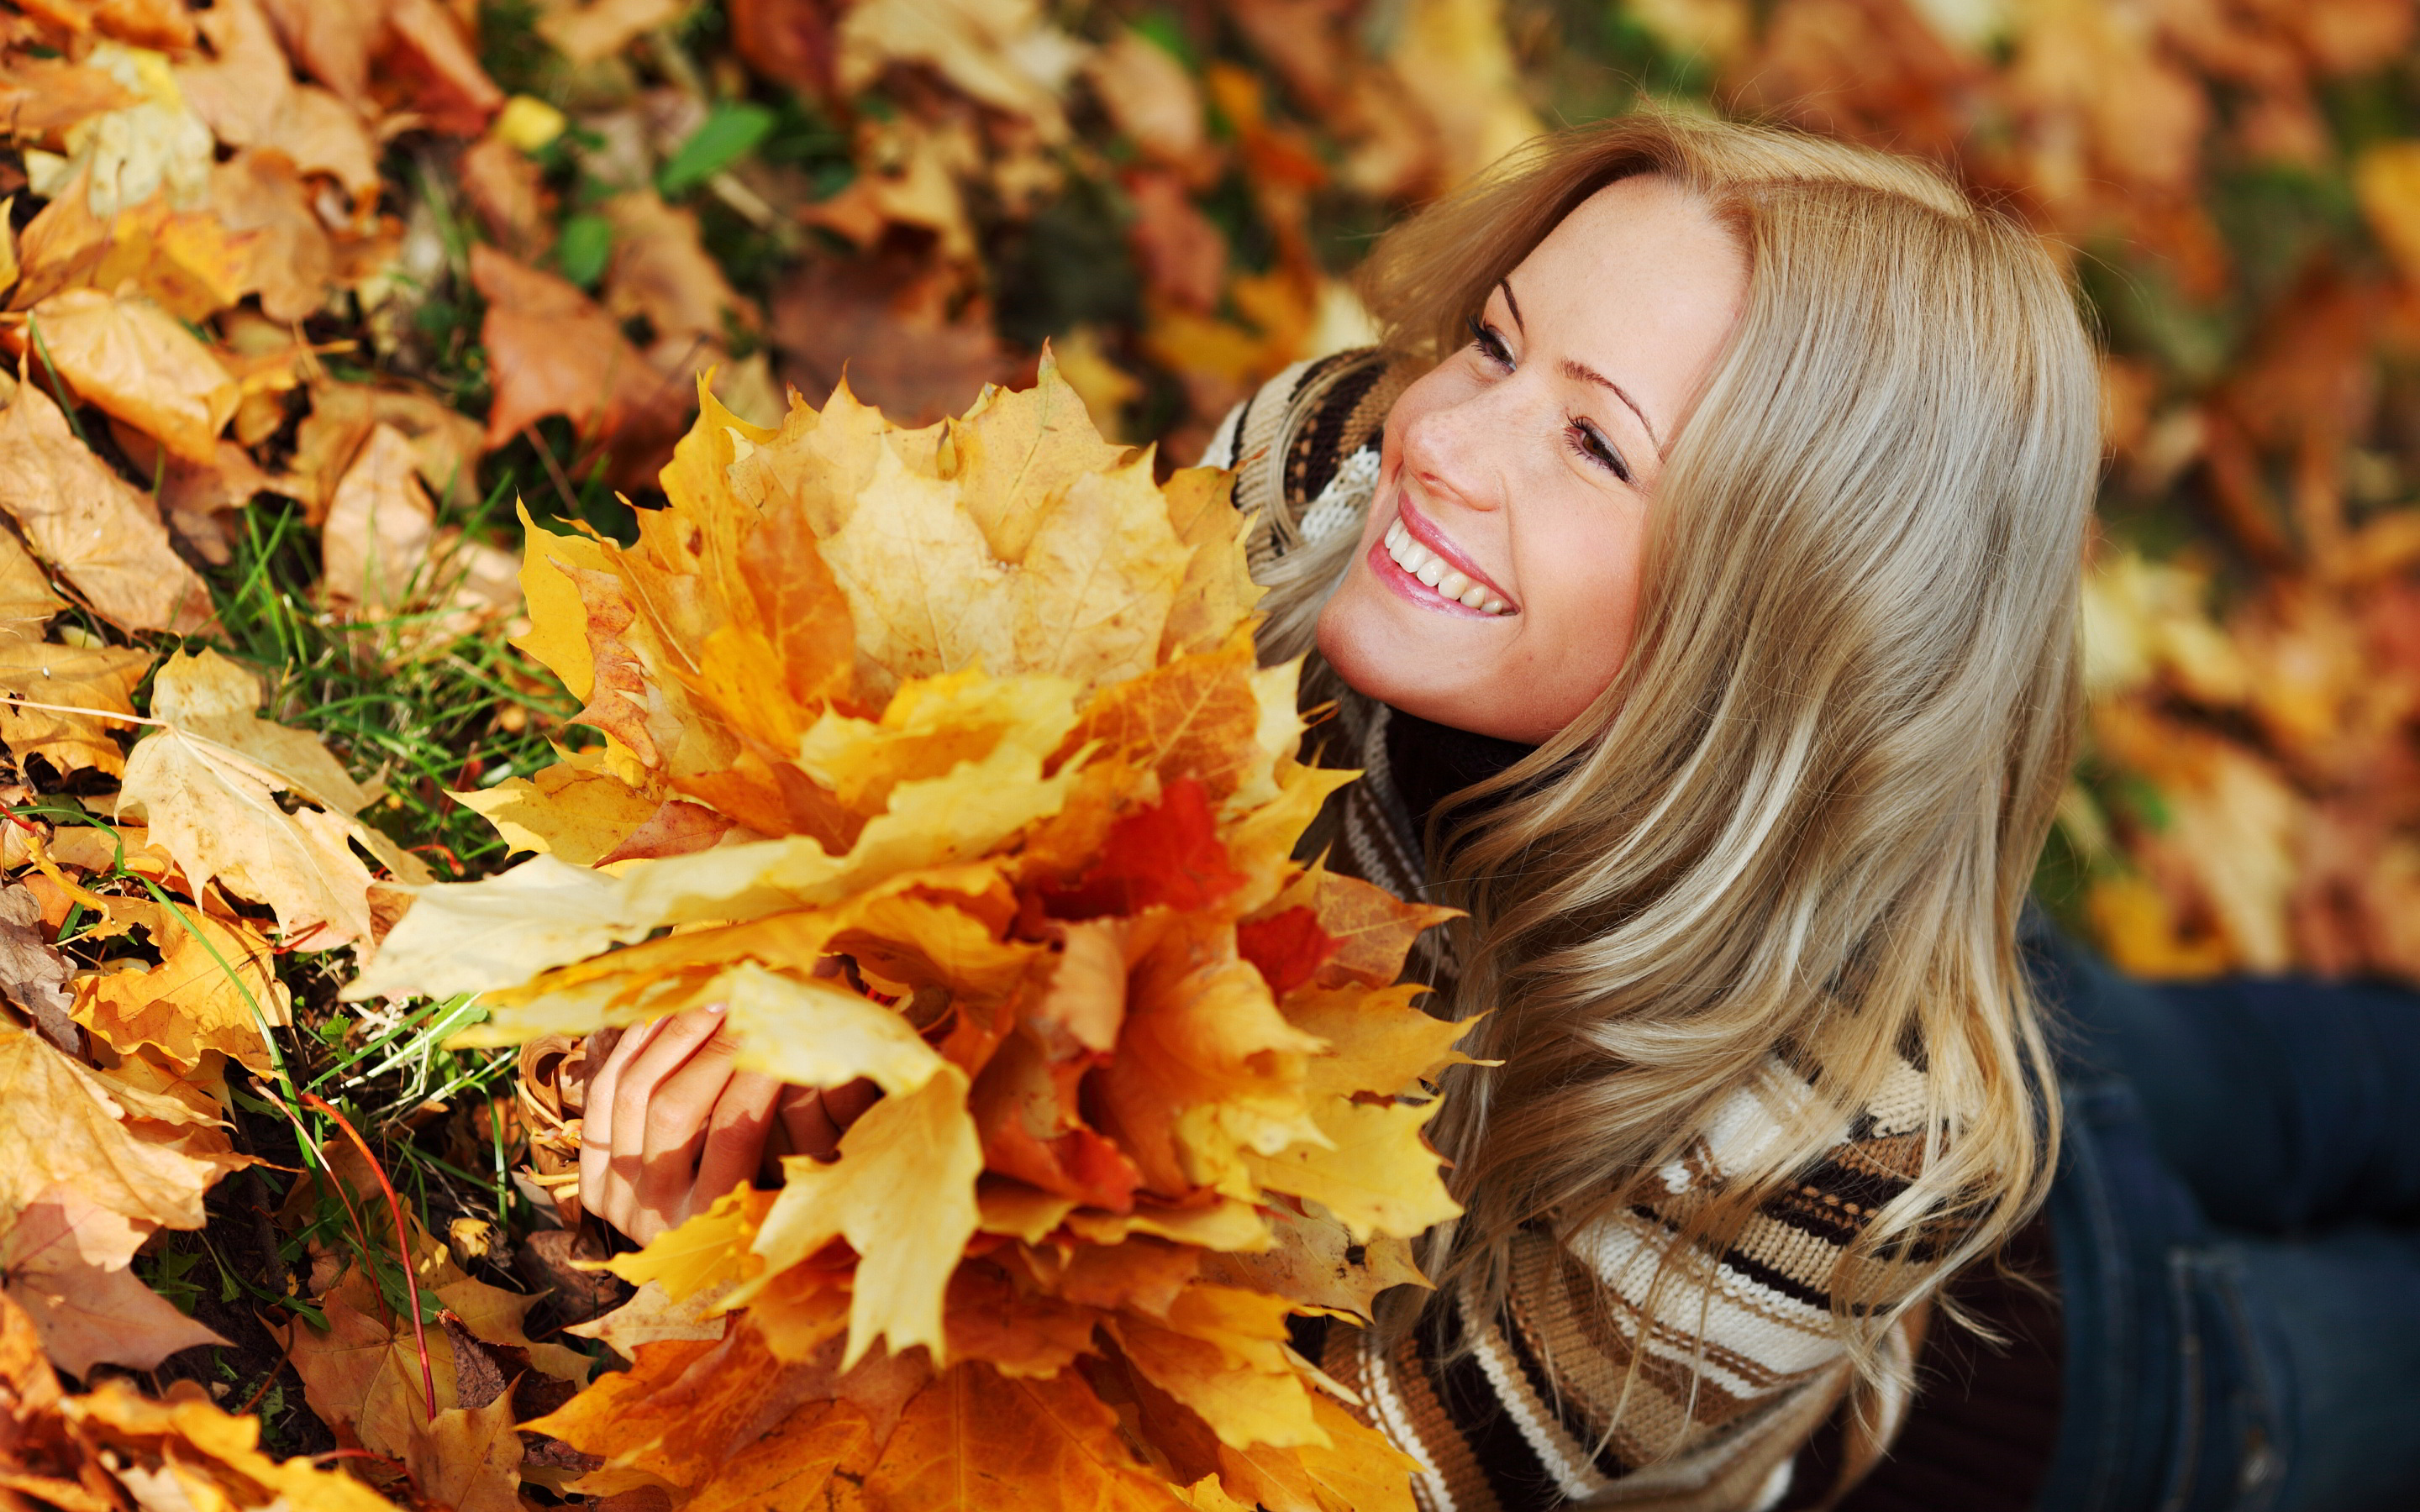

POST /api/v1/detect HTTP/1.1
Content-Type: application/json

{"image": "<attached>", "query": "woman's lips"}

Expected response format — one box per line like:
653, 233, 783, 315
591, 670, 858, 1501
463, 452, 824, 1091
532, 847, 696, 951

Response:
1372, 500, 1515, 617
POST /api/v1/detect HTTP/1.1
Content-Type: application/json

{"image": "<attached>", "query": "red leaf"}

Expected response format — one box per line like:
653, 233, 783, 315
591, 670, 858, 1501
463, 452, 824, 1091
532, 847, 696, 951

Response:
1235, 907, 1338, 998
1042, 780, 1245, 921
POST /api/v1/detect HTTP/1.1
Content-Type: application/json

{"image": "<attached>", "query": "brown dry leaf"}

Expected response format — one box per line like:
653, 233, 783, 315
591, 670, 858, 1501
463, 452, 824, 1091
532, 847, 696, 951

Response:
730, 0, 840, 96
381, 0, 508, 136
1127, 170, 1228, 314
0, 884, 77, 1054
0, 622, 150, 776
16, 287, 236, 464
7, 165, 111, 313
771, 249, 1013, 428
258, 0, 383, 106
292, 375, 487, 514
539, 0, 696, 65
603, 189, 760, 356
116, 648, 429, 950
459, 132, 556, 262
209, 149, 342, 323
1197, 1201, 1426, 1322
176, 0, 383, 212
73, 900, 292, 1073
322, 422, 441, 622
277, 1264, 463, 1457
1, 1184, 229, 1377
836, 0, 1085, 142
0, 382, 213, 634
0, 528, 62, 621
472, 243, 686, 471
402, 1394, 524, 1512
1087, 32, 1214, 176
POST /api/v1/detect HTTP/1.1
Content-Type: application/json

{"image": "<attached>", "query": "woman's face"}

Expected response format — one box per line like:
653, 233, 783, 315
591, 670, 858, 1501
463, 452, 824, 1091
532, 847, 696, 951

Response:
1316, 174, 1749, 743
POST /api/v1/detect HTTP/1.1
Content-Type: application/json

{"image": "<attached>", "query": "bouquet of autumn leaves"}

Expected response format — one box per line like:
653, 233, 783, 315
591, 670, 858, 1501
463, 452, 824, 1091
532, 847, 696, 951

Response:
350, 359, 1467, 1510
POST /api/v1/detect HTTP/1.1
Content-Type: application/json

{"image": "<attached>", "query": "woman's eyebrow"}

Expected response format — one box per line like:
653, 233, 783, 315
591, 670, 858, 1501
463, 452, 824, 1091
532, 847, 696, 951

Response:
1499, 279, 1523, 333
1560, 357, 1663, 453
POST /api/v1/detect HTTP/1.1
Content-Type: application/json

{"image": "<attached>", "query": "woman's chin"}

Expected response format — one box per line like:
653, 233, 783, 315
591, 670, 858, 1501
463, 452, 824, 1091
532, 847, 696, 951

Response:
1318, 583, 1491, 730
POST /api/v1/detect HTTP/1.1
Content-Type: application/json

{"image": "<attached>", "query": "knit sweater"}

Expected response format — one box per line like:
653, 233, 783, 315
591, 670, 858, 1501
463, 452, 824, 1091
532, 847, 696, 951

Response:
1208, 349, 1950, 1512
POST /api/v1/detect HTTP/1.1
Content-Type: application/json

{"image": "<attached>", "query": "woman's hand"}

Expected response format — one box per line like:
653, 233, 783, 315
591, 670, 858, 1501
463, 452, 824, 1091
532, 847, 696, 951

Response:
578, 1007, 881, 1244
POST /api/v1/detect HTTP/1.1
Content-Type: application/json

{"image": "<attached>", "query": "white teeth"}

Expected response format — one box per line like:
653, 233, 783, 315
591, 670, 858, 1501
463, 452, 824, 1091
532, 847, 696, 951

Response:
1383, 512, 1512, 614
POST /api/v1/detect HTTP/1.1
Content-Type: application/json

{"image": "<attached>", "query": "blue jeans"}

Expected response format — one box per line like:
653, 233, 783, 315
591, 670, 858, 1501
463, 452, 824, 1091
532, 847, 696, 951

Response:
2028, 932, 2420, 1511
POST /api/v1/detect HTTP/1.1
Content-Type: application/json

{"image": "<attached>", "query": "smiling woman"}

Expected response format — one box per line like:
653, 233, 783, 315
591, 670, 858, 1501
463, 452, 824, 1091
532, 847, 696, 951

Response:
584, 109, 2420, 1512
1316, 176, 1747, 742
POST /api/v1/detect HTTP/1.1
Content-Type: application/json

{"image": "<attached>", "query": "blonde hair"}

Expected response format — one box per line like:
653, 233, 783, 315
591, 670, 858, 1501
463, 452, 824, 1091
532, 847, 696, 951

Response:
1260, 113, 2096, 1410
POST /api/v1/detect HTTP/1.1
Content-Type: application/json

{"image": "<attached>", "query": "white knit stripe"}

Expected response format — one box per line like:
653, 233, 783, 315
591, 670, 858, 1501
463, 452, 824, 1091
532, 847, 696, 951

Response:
1296, 444, 1380, 546
1468, 1316, 1619, 1503
1355, 1332, 1460, 1512
1560, 1216, 1844, 1400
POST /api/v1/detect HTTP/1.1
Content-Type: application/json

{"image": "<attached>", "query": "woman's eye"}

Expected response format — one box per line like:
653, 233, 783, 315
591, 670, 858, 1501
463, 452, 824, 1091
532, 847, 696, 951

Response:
1567, 418, 1634, 484
1467, 314, 1513, 369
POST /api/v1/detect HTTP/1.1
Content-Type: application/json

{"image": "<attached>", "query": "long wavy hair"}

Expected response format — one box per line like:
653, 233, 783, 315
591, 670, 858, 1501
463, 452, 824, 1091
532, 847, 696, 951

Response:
1255, 113, 2097, 1409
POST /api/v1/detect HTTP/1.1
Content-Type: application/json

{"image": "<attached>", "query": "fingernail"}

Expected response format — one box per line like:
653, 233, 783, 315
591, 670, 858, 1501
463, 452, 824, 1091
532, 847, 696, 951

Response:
705, 1002, 727, 1016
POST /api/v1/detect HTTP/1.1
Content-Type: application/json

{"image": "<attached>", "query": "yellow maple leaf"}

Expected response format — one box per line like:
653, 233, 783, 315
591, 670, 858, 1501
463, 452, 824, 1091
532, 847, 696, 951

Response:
741, 1067, 983, 1368
1248, 1097, 1464, 1242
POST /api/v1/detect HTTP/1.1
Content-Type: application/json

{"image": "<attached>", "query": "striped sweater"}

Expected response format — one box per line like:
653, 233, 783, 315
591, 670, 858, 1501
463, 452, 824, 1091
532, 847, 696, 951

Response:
1210, 350, 1948, 1512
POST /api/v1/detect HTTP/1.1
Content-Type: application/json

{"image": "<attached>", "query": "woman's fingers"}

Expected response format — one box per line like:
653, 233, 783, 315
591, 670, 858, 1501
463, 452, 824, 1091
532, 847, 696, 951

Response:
594, 1007, 730, 1241
579, 1015, 675, 1226
692, 1070, 781, 1211
629, 1021, 747, 1228
776, 1084, 842, 1162
824, 1077, 882, 1132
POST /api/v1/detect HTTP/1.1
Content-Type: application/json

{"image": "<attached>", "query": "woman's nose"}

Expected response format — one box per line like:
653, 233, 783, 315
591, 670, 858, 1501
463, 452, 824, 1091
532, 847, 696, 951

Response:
1399, 386, 1515, 513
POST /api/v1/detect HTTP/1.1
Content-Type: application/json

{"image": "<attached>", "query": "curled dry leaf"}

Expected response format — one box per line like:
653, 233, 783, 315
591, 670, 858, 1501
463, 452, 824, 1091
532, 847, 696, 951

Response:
459, 130, 555, 263
0, 381, 214, 634
322, 421, 442, 622
0, 1289, 395, 1512
176, 0, 382, 211
602, 189, 760, 360
0, 882, 78, 1053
